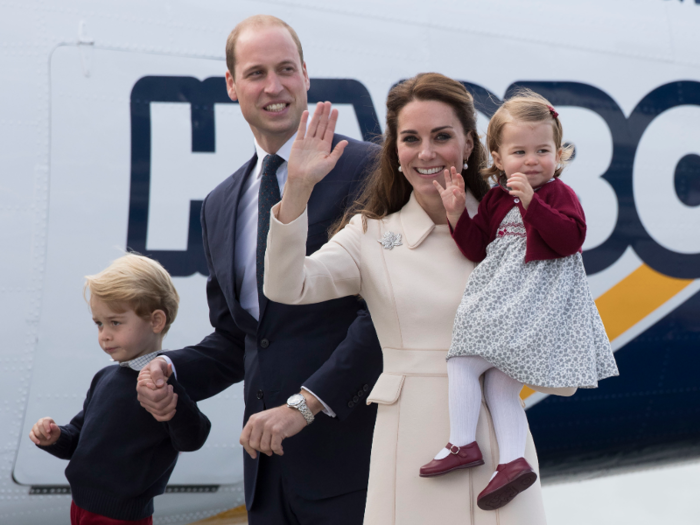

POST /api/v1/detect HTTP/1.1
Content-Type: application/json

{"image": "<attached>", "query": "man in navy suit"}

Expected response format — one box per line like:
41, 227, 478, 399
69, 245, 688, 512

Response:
136, 14, 382, 525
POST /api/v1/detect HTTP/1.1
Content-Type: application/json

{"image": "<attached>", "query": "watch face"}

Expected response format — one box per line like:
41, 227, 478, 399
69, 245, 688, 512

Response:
288, 394, 304, 406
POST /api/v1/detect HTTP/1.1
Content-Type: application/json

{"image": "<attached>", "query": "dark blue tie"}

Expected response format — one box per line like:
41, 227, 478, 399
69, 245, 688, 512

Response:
257, 154, 285, 300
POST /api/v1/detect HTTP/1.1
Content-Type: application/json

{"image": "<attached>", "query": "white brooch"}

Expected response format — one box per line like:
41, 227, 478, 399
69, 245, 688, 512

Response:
378, 231, 403, 250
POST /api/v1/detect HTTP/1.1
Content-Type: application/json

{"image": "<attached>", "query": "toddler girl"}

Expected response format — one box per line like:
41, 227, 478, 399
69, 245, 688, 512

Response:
420, 90, 619, 511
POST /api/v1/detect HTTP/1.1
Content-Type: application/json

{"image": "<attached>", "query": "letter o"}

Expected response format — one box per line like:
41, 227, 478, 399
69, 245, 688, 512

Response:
634, 105, 700, 254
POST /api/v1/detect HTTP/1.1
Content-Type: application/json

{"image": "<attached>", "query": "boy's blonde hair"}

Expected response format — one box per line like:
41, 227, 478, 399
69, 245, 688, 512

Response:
84, 254, 179, 334
482, 89, 574, 183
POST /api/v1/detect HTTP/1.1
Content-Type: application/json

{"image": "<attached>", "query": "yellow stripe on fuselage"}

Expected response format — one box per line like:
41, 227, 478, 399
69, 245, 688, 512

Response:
520, 263, 694, 401
190, 506, 248, 524
594, 264, 692, 341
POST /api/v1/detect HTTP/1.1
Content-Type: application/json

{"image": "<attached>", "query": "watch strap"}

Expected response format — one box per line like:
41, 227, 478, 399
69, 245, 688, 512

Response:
288, 396, 314, 425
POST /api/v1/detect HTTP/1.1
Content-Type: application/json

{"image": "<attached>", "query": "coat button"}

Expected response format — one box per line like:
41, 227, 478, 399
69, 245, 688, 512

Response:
348, 401, 355, 408
352, 396, 359, 403
363, 384, 370, 392
514, 198, 520, 203
357, 390, 365, 398
257, 390, 264, 400
260, 338, 270, 349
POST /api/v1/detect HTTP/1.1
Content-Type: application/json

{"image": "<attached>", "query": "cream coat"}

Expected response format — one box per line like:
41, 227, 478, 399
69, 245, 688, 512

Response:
265, 193, 549, 525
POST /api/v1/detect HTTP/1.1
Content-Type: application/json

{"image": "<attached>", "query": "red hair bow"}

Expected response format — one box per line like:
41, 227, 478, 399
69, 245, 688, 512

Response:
547, 105, 559, 119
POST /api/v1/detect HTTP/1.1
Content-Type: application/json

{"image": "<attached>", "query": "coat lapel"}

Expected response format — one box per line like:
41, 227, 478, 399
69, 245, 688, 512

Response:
399, 193, 436, 249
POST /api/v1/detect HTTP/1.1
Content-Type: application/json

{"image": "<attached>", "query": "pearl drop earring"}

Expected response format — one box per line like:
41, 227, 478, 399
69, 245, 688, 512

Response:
463, 162, 469, 170
398, 166, 403, 172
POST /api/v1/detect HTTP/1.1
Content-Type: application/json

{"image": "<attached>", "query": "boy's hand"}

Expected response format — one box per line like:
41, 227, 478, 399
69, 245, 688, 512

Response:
433, 166, 467, 227
507, 172, 534, 209
137, 358, 178, 422
29, 417, 61, 446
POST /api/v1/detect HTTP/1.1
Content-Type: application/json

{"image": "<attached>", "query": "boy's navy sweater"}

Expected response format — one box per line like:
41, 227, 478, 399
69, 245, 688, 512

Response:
39, 365, 210, 521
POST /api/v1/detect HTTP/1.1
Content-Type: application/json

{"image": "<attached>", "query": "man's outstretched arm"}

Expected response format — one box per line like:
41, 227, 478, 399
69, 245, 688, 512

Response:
137, 196, 246, 419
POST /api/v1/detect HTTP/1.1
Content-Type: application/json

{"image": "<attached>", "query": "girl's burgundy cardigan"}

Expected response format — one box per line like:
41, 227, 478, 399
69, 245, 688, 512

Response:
452, 178, 586, 263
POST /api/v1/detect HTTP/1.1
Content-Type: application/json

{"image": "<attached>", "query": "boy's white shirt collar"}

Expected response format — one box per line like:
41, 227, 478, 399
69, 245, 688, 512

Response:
117, 350, 162, 371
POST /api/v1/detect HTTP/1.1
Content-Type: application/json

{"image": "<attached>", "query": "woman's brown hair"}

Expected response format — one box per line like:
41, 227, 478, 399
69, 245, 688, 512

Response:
331, 73, 489, 234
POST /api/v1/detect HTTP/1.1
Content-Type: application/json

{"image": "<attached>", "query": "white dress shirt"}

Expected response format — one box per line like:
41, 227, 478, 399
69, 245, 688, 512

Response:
164, 133, 335, 417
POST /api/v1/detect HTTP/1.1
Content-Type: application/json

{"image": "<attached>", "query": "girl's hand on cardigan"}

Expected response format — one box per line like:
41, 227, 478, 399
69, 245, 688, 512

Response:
433, 166, 466, 228
507, 172, 535, 209
29, 417, 61, 446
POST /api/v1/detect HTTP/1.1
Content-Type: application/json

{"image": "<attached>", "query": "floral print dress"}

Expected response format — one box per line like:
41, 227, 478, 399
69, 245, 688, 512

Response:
447, 207, 619, 388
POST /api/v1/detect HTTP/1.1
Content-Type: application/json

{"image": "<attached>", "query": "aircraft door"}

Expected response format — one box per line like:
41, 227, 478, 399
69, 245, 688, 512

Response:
13, 44, 372, 488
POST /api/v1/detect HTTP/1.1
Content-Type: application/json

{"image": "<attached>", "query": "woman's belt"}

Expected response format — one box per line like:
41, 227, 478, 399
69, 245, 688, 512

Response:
374, 348, 576, 405
367, 348, 448, 405
382, 347, 448, 376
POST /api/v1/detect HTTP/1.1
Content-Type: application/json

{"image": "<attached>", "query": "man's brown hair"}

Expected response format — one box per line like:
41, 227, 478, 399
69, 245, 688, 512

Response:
225, 15, 304, 77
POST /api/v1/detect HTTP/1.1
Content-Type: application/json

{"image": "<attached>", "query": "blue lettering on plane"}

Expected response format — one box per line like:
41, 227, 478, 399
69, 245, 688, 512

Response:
128, 76, 700, 279
127, 76, 380, 278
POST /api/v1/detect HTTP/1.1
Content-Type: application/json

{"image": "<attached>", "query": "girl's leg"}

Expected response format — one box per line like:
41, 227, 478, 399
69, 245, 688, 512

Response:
483, 367, 526, 465
434, 356, 493, 460
477, 369, 537, 511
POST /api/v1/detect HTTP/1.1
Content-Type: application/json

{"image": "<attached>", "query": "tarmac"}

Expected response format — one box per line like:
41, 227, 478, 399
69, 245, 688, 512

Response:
191, 460, 700, 524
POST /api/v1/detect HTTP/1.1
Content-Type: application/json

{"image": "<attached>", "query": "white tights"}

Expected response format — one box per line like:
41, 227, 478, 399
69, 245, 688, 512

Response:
434, 356, 527, 466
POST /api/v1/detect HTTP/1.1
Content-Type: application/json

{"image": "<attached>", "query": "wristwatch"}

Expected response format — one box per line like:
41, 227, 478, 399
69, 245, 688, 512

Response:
287, 393, 314, 425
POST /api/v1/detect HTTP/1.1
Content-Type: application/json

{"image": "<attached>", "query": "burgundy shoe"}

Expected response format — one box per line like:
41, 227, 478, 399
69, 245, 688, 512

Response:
419, 442, 484, 477
477, 457, 537, 511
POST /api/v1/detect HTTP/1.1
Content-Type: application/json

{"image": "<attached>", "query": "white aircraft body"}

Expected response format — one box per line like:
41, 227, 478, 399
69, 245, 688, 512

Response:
2, 0, 700, 523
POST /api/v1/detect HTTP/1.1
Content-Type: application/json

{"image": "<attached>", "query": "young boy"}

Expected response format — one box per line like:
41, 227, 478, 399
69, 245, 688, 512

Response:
29, 254, 211, 525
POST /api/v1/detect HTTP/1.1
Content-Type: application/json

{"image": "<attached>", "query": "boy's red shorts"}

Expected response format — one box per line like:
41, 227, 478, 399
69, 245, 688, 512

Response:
70, 501, 153, 525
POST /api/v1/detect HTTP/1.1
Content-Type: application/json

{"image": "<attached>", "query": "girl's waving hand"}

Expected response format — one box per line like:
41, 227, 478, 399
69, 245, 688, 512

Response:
434, 166, 466, 228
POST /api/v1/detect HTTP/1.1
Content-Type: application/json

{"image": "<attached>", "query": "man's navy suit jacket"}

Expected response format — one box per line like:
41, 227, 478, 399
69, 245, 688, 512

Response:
164, 135, 383, 509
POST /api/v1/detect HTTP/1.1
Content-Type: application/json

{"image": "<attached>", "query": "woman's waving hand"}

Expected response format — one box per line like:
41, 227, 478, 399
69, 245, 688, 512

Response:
279, 102, 348, 224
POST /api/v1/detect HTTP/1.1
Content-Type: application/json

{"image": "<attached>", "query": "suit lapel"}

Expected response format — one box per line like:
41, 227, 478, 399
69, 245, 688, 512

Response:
258, 284, 270, 322
216, 154, 257, 321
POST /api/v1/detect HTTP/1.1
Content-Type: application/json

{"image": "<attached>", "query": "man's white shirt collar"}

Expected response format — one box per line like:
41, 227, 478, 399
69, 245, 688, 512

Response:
253, 132, 297, 178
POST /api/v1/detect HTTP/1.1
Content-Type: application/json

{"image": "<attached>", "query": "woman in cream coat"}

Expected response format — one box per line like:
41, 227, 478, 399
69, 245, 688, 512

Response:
265, 74, 570, 524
